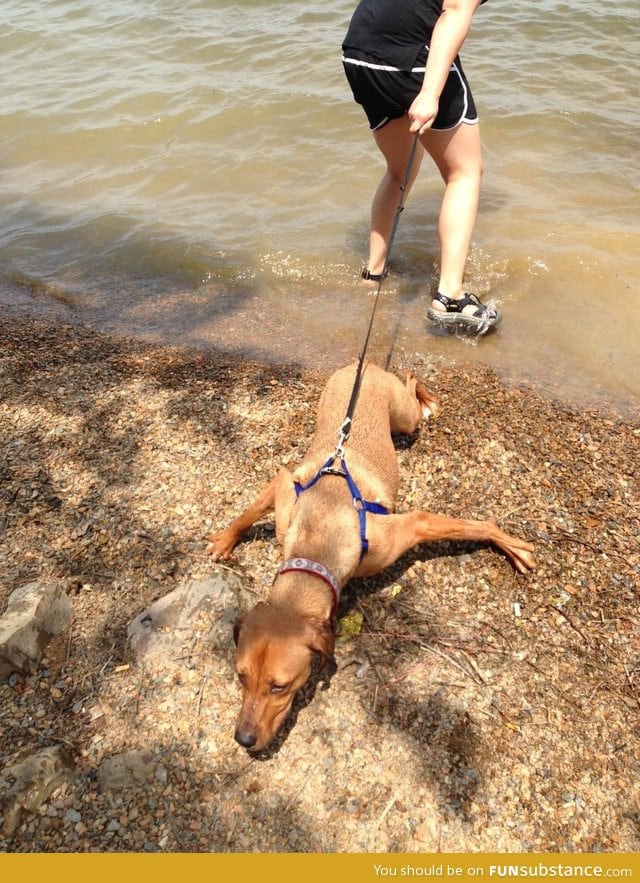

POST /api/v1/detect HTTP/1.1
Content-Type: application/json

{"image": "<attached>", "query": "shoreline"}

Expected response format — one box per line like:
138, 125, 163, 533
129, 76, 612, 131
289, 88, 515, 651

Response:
1, 314, 638, 852
2, 281, 639, 424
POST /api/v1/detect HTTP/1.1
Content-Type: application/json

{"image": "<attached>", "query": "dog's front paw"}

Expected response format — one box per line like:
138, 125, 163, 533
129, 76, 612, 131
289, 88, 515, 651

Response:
509, 542, 536, 574
206, 530, 238, 560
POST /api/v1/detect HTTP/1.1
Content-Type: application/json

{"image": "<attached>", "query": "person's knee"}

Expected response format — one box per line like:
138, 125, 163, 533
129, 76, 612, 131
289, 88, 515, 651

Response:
443, 165, 482, 191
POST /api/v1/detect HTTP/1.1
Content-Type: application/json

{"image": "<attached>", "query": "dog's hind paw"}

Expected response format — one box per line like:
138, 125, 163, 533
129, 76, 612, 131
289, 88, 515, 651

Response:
419, 396, 441, 420
414, 378, 441, 420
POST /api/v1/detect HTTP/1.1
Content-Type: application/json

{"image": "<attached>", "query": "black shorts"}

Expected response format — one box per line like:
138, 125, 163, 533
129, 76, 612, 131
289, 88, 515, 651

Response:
342, 47, 479, 131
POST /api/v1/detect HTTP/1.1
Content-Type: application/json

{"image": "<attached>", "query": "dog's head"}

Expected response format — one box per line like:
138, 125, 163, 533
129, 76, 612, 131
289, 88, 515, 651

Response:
232, 602, 334, 751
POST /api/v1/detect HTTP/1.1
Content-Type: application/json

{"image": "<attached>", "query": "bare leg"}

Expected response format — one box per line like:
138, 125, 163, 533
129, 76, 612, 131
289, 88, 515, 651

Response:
419, 122, 483, 308
367, 116, 424, 277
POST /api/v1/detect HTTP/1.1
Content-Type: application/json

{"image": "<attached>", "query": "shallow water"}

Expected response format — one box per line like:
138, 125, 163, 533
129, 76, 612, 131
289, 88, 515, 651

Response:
1, 0, 639, 414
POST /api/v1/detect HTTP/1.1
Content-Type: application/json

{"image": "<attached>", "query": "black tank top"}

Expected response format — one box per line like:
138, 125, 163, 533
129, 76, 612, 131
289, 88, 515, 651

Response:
342, 0, 487, 70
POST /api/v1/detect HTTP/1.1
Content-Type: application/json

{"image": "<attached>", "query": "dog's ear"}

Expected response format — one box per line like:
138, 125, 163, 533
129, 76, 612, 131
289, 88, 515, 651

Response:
306, 619, 335, 669
233, 615, 244, 647
233, 602, 268, 646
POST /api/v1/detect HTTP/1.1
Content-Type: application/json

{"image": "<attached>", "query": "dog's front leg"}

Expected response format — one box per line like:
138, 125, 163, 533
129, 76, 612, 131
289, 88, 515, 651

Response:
206, 469, 291, 560
368, 510, 536, 574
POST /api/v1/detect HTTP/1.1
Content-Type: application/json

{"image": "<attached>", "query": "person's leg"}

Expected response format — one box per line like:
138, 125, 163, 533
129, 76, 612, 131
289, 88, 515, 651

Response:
420, 121, 483, 309
366, 116, 424, 278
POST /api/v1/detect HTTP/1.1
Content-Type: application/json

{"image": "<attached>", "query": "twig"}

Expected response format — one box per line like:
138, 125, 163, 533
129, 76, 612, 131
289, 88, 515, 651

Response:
360, 629, 427, 642
457, 648, 489, 685
65, 624, 74, 667
284, 765, 318, 811
623, 663, 638, 699
586, 679, 608, 704
367, 788, 401, 852
219, 759, 254, 789
134, 672, 144, 716
360, 629, 506, 656
552, 527, 602, 553
501, 506, 526, 520
483, 620, 515, 652
379, 661, 427, 690
548, 604, 591, 646
420, 644, 486, 687
377, 788, 401, 826
434, 637, 505, 656
523, 658, 584, 712
195, 674, 208, 721
213, 560, 243, 575
98, 655, 114, 678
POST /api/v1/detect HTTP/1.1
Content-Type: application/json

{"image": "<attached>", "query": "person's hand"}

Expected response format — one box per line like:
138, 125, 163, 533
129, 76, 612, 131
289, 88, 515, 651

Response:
408, 92, 439, 134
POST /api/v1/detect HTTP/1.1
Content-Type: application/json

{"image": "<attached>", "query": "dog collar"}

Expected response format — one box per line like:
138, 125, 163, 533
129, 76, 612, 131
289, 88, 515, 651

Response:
278, 557, 340, 619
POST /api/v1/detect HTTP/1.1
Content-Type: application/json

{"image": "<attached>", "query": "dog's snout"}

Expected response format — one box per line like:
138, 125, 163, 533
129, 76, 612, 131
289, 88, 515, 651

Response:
235, 727, 258, 749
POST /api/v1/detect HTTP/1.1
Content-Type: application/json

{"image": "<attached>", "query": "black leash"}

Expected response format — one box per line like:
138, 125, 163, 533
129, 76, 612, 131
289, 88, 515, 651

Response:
335, 132, 420, 457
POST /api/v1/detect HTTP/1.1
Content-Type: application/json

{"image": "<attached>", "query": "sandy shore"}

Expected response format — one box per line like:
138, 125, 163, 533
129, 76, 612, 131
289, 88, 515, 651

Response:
0, 315, 638, 853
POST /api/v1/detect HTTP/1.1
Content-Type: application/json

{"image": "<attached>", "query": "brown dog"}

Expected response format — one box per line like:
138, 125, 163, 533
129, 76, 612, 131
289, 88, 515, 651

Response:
207, 363, 535, 751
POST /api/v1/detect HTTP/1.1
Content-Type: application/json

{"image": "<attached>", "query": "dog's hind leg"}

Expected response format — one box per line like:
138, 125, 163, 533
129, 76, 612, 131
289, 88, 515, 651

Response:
388, 370, 441, 434
207, 469, 291, 560
413, 374, 441, 420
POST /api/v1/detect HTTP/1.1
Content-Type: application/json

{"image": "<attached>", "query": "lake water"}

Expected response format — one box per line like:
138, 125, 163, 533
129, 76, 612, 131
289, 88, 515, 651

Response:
1, 0, 639, 415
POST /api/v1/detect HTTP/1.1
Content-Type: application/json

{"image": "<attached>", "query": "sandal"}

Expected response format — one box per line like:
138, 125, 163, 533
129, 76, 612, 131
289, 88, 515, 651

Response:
361, 267, 389, 283
427, 291, 502, 332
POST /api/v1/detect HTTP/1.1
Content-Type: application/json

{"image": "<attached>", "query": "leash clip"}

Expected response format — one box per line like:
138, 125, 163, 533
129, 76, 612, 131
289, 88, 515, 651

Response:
335, 416, 351, 459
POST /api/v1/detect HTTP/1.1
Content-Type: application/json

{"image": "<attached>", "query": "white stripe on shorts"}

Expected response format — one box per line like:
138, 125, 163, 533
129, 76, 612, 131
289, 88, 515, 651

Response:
342, 54, 426, 73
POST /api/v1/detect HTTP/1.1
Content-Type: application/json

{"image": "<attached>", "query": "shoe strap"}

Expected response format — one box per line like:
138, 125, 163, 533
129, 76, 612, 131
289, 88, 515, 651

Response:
362, 268, 389, 282
435, 292, 484, 315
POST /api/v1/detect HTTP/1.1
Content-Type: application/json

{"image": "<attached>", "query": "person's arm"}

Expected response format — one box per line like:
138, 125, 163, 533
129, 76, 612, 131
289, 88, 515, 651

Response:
409, 0, 483, 133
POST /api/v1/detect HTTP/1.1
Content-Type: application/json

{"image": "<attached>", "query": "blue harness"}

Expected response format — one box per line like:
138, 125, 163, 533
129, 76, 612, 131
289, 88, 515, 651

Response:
294, 456, 389, 562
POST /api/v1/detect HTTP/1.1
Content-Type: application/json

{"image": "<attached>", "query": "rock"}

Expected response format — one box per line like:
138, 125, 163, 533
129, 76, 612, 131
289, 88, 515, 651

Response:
0, 745, 78, 837
0, 582, 72, 677
96, 750, 159, 792
127, 574, 241, 672
154, 765, 168, 785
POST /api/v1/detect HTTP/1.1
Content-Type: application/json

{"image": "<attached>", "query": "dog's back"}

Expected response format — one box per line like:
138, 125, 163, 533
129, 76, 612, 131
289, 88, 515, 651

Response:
295, 362, 424, 508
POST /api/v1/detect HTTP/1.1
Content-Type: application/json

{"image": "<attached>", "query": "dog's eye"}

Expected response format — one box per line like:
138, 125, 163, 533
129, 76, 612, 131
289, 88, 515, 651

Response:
269, 684, 287, 694
237, 672, 247, 686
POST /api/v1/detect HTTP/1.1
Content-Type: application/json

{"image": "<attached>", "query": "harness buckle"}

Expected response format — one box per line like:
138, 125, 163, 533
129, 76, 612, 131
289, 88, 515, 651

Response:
321, 466, 347, 478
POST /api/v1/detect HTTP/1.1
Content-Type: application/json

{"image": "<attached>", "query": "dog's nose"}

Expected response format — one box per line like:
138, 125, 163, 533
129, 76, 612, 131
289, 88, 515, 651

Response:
234, 728, 258, 749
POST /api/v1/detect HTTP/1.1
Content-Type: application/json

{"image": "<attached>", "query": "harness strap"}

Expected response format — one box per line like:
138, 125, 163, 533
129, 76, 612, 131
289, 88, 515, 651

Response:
294, 456, 388, 562
278, 557, 340, 619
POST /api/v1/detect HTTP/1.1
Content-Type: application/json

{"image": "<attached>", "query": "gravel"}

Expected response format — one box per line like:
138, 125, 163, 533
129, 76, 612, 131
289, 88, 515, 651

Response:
0, 315, 638, 853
